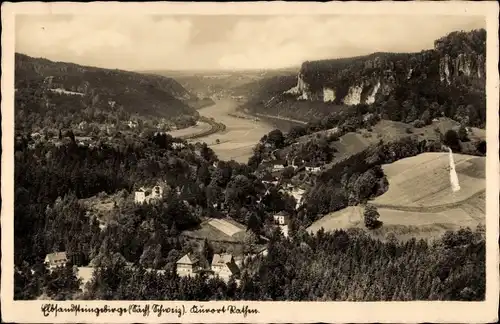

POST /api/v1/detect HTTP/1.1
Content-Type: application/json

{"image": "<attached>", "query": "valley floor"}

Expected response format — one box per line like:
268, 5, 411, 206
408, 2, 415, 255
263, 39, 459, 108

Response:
182, 98, 276, 163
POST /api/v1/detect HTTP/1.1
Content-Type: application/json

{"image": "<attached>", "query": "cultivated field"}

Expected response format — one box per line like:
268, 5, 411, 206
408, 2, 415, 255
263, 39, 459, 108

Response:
183, 217, 247, 243
371, 152, 485, 207
307, 152, 487, 241
209, 218, 244, 237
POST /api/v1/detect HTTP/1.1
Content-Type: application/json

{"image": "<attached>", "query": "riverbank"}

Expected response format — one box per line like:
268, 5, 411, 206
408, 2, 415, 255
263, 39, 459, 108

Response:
171, 98, 305, 163
179, 116, 226, 140
189, 99, 275, 163
254, 113, 307, 125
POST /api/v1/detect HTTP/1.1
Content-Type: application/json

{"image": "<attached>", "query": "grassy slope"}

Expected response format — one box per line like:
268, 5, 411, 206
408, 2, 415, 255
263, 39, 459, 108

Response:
307, 152, 487, 241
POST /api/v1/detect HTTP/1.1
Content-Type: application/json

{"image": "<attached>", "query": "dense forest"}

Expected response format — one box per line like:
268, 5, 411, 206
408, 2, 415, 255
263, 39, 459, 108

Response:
16, 224, 485, 301
14, 124, 485, 301
241, 29, 486, 128
14, 132, 296, 267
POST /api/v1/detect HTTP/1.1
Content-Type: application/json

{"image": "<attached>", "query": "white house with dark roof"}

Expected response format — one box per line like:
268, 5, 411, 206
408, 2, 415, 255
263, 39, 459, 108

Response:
273, 211, 291, 238
211, 253, 240, 280
273, 211, 290, 226
44, 252, 68, 270
176, 254, 200, 277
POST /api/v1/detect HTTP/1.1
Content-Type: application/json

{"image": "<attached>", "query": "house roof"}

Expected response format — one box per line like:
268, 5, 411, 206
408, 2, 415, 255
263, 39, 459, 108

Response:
176, 254, 198, 265
274, 211, 290, 217
226, 262, 240, 275
45, 252, 67, 263
212, 253, 239, 275
211, 253, 233, 265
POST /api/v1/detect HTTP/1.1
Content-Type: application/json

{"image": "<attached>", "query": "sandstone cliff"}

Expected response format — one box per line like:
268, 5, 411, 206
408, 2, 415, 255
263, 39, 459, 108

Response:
243, 29, 486, 127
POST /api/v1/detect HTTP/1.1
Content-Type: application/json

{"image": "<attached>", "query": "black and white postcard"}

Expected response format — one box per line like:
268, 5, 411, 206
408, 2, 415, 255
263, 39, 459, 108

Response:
1, 1, 499, 323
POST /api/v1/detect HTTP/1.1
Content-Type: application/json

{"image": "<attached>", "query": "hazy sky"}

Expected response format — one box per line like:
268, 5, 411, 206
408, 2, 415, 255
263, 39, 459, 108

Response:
15, 15, 485, 71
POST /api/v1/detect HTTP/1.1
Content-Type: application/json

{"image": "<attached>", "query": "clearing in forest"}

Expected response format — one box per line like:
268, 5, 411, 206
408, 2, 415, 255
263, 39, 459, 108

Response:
371, 152, 486, 208
183, 218, 247, 243
307, 152, 487, 241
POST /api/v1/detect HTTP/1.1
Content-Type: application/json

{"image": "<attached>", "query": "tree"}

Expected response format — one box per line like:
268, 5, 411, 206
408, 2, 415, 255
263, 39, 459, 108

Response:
476, 140, 486, 155
200, 143, 216, 163
443, 129, 461, 151
281, 166, 295, 180
364, 205, 381, 229
243, 230, 258, 254
421, 109, 431, 125
288, 125, 307, 140
266, 129, 285, 149
246, 212, 262, 235
201, 239, 214, 264
458, 126, 469, 142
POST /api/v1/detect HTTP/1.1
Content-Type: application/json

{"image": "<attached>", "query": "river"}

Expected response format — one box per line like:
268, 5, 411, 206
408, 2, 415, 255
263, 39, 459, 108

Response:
171, 98, 301, 163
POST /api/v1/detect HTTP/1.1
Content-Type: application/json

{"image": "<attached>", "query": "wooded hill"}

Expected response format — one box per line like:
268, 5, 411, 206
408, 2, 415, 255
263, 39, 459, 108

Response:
15, 53, 213, 131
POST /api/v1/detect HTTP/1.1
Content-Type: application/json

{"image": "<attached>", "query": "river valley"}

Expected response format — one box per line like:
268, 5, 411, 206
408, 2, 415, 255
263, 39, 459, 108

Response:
168, 98, 301, 163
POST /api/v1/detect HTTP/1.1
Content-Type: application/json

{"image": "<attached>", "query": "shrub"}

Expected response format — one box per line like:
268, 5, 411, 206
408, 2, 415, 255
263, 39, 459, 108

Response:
458, 126, 469, 142
413, 119, 425, 128
364, 205, 381, 229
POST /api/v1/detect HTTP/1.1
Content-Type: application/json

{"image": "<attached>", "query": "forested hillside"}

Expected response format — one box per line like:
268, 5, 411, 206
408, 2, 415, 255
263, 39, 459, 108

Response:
15, 54, 211, 132
241, 29, 486, 128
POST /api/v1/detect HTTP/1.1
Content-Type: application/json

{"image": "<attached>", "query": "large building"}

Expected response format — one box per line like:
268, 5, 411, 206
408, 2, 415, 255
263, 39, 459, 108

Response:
211, 253, 240, 281
134, 185, 164, 205
44, 252, 68, 270
176, 254, 200, 277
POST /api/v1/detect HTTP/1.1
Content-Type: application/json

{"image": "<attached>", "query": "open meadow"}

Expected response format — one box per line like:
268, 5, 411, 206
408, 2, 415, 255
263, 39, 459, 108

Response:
307, 152, 487, 241
371, 152, 485, 207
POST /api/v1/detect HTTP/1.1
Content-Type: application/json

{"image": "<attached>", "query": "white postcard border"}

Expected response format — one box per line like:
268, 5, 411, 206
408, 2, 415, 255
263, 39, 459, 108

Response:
2, 1, 499, 323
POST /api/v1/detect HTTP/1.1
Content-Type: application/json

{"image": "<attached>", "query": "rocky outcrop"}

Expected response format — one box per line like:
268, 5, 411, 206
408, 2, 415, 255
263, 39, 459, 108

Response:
343, 85, 363, 105
244, 29, 486, 126
323, 88, 336, 103
280, 29, 485, 108
439, 53, 485, 84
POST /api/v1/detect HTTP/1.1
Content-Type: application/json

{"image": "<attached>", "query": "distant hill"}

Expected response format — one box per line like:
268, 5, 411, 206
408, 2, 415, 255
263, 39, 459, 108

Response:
144, 68, 299, 99
14, 53, 212, 125
240, 29, 486, 128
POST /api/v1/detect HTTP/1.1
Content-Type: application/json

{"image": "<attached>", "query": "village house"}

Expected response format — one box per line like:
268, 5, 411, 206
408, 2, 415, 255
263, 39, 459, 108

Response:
127, 120, 138, 129
176, 254, 200, 277
273, 211, 290, 238
172, 142, 185, 149
134, 185, 164, 205
44, 252, 69, 270
260, 158, 287, 177
305, 165, 322, 174
211, 253, 240, 280
273, 211, 290, 226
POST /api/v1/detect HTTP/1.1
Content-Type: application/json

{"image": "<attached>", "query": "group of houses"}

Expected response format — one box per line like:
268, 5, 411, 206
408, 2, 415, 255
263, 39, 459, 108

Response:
259, 153, 323, 180
176, 252, 240, 282
134, 184, 164, 205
